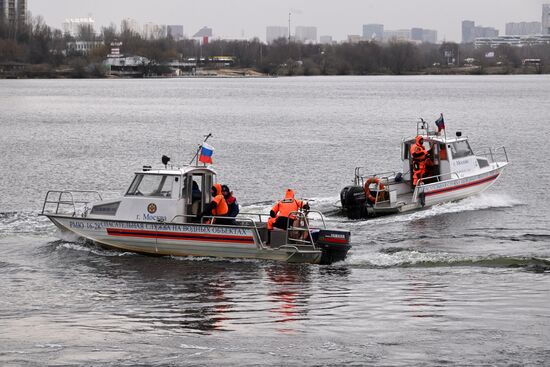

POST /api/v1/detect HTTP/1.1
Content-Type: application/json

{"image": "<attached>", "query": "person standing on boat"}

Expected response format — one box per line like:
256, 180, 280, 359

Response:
410, 135, 433, 186
198, 183, 230, 224
221, 184, 239, 224
268, 189, 309, 230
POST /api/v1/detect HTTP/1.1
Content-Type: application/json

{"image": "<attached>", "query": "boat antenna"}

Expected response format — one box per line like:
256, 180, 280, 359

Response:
189, 133, 213, 165
418, 118, 427, 136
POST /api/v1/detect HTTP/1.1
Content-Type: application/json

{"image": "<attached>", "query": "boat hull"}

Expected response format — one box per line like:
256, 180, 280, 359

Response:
46, 215, 324, 264
341, 164, 507, 218
420, 165, 506, 207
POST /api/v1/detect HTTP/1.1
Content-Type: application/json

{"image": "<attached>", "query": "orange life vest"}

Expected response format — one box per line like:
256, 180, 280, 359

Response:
271, 189, 304, 219
211, 183, 228, 216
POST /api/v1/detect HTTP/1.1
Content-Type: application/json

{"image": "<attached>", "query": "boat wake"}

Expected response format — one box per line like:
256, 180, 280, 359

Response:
343, 192, 523, 226
346, 248, 550, 272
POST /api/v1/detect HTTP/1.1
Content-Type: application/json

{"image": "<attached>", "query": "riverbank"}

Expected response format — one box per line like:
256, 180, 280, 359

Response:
0, 63, 547, 79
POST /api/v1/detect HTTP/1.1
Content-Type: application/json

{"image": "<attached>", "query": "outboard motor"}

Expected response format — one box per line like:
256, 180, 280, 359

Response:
312, 230, 351, 265
340, 186, 367, 219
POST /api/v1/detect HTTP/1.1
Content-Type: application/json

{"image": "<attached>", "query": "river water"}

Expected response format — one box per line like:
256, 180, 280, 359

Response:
1, 76, 549, 366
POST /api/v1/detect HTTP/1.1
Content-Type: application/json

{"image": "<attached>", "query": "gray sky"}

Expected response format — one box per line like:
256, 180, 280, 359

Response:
30, 0, 548, 42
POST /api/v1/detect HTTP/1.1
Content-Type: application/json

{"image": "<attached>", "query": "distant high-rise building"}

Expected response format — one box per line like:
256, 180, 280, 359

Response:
121, 18, 141, 34
347, 34, 362, 44
505, 22, 541, 35
16, 0, 24, 24
295, 26, 317, 43
422, 29, 438, 43
462, 20, 499, 43
193, 26, 212, 44
266, 26, 288, 43
167, 25, 184, 40
0, 0, 27, 31
411, 28, 424, 41
362, 24, 384, 41
475, 26, 499, 38
62, 17, 95, 37
142, 22, 166, 39
193, 26, 212, 38
412, 28, 436, 43
384, 29, 411, 42
462, 20, 476, 43
543, 4, 550, 35
319, 35, 333, 44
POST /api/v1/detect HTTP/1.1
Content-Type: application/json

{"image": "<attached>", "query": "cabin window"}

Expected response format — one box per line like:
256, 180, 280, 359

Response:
126, 174, 176, 198
90, 201, 120, 215
449, 141, 473, 159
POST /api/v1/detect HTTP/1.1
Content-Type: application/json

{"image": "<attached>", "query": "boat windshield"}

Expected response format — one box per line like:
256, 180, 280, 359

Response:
126, 174, 177, 198
449, 140, 473, 159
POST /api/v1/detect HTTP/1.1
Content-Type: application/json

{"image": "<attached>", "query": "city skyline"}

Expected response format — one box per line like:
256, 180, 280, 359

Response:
29, 0, 548, 42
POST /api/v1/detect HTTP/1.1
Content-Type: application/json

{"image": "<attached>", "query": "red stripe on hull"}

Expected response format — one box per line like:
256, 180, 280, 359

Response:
106, 228, 255, 244
425, 173, 499, 196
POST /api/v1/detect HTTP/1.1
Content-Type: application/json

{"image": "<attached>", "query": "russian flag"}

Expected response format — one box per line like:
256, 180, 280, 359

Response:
199, 143, 214, 164
435, 113, 445, 132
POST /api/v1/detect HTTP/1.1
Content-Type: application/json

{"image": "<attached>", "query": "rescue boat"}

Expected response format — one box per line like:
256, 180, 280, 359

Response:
41, 160, 351, 265
340, 118, 509, 219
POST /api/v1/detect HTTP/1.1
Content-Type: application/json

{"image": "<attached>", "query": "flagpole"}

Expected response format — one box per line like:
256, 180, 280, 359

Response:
189, 133, 213, 166
442, 113, 447, 141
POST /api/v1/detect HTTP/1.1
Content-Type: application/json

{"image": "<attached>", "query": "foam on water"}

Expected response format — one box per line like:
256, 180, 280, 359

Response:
0, 211, 54, 235
51, 240, 136, 257
343, 192, 523, 227
346, 246, 550, 271
347, 248, 455, 267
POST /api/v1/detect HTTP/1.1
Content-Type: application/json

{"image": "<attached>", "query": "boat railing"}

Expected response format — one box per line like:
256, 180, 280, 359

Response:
285, 211, 317, 250
354, 167, 396, 186
240, 210, 327, 250
417, 118, 436, 137
238, 210, 327, 229
169, 210, 326, 251
476, 146, 509, 167
41, 190, 103, 216
238, 212, 270, 223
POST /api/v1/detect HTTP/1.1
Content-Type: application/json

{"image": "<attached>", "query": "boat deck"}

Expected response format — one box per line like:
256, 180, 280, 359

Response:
373, 192, 413, 209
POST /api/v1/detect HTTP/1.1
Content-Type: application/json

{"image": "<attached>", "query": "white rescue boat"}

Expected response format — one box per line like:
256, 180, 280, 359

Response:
42, 160, 351, 265
340, 118, 509, 219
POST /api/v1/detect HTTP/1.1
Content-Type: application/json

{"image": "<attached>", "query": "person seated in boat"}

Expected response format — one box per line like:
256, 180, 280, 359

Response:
191, 180, 202, 215
267, 189, 310, 231
221, 185, 239, 225
197, 183, 231, 225
410, 135, 433, 186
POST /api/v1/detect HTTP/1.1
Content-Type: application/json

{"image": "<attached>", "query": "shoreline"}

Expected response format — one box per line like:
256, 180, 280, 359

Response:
0, 65, 546, 79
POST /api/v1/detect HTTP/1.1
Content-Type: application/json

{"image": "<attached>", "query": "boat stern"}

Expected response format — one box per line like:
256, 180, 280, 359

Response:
312, 229, 351, 265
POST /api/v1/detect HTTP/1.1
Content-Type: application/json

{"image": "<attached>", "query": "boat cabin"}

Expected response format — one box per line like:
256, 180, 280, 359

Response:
88, 165, 217, 223
401, 133, 485, 184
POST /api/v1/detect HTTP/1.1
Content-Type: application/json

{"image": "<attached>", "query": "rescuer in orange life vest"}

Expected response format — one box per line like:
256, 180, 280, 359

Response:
410, 135, 433, 186
267, 189, 310, 230
198, 183, 230, 224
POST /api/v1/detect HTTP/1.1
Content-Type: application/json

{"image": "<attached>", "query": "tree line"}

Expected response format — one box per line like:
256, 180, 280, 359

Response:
1, 15, 550, 77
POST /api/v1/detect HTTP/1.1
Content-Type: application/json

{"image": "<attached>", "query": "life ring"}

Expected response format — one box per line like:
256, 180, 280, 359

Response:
364, 177, 385, 203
